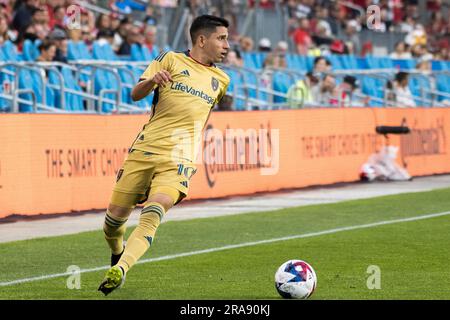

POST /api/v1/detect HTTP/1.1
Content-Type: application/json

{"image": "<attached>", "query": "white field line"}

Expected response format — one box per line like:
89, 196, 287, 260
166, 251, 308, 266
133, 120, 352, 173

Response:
1, 210, 450, 287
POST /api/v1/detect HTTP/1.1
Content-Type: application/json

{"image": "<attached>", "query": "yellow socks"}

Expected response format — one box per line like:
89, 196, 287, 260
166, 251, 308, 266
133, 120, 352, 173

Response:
103, 209, 128, 255
117, 202, 165, 273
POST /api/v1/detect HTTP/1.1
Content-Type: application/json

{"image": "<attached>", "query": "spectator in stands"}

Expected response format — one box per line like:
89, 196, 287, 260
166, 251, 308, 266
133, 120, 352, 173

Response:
311, 20, 333, 52
312, 56, 332, 74
144, 5, 158, 26
291, 17, 312, 55
239, 36, 254, 52
393, 71, 416, 107
51, 5, 66, 33
410, 44, 433, 60
0, 0, 13, 21
12, 0, 40, 34
399, 16, 416, 33
224, 48, 243, 67
97, 29, 115, 46
37, 39, 56, 62
143, 24, 157, 54
80, 7, 96, 45
275, 41, 289, 56
96, 13, 112, 34
335, 75, 367, 107
258, 37, 272, 52
113, 17, 131, 52
48, 28, 68, 63
405, 23, 427, 47
426, 11, 447, 36
117, 24, 142, 56
389, 41, 412, 59
341, 19, 361, 55
416, 56, 436, 91
0, 14, 12, 44
292, 0, 314, 19
312, 5, 332, 37
313, 73, 337, 106
286, 71, 320, 108
110, 12, 121, 31
24, 22, 47, 41
434, 44, 450, 61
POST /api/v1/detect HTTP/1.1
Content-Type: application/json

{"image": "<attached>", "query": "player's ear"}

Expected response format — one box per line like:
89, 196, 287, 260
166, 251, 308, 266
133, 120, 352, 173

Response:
198, 34, 206, 48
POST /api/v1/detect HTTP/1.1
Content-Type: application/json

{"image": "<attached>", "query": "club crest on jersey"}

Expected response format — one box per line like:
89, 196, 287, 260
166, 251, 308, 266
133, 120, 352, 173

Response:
211, 77, 219, 91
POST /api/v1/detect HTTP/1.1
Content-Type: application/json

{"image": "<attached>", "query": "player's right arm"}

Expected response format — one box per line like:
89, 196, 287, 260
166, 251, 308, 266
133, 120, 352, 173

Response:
131, 51, 173, 102
131, 70, 173, 101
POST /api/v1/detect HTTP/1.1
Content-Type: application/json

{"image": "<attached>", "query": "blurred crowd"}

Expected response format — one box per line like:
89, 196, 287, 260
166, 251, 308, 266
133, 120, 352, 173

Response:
0, 0, 163, 62
0, 0, 448, 111
0, 0, 448, 63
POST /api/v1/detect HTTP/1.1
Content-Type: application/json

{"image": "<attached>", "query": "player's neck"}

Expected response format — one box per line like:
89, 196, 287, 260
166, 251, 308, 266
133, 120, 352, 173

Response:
189, 48, 213, 66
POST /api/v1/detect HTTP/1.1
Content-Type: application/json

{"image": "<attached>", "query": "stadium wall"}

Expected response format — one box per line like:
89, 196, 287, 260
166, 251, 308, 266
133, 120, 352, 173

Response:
0, 108, 449, 218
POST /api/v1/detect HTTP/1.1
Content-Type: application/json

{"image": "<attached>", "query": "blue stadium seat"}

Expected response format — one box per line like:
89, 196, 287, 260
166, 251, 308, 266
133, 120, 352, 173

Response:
223, 68, 246, 110
241, 52, 257, 69
23, 39, 40, 61
272, 71, 293, 104
2, 40, 20, 61
142, 45, 162, 61
77, 41, 93, 60
48, 67, 84, 111
30, 69, 56, 108
17, 69, 35, 112
130, 43, 144, 61
339, 55, 359, 70
67, 40, 81, 60
392, 59, 416, 70
327, 55, 343, 70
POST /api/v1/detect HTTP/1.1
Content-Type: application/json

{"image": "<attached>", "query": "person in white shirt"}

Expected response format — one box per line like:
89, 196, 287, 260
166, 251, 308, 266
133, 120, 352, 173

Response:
389, 41, 412, 59
393, 72, 416, 107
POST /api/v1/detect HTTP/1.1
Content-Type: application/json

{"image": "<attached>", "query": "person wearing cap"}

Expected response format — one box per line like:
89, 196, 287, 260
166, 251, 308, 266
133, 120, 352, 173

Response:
342, 19, 361, 55
49, 28, 68, 63
286, 71, 320, 108
258, 37, 272, 52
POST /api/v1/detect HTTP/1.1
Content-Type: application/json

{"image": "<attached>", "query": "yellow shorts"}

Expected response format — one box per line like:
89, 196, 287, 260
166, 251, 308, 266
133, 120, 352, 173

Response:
110, 149, 197, 208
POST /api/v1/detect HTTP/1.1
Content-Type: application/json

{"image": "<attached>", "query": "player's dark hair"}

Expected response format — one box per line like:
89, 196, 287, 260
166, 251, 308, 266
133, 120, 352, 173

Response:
189, 15, 229, 44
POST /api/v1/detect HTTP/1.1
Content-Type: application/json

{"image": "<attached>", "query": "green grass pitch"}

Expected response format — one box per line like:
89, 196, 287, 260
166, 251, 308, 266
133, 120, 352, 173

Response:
1, 187, 450, 299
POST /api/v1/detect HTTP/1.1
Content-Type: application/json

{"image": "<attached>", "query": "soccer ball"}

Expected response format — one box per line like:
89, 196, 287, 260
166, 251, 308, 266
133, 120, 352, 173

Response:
275, 259, 317, 299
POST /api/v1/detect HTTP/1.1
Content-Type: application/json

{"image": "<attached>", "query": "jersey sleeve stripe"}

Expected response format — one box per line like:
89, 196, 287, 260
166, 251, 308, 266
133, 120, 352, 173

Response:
155, 51, 169, 62
154, 52, 164, 61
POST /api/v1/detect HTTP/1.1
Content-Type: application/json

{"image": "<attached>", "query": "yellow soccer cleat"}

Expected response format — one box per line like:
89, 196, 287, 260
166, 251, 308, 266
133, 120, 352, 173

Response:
98, 265, 126, 296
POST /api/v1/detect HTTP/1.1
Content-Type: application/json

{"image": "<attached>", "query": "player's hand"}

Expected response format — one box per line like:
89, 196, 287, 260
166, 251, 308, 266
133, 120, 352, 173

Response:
151, 70, 173, 87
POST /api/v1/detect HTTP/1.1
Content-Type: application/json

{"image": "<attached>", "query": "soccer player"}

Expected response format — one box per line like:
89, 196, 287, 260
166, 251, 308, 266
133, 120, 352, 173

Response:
98, 15, 230, 296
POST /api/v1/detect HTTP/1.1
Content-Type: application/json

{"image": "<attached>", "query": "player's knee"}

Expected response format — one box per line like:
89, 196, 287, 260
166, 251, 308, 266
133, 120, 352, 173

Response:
147, 186, 180, 212
107, 204, 133, 219
103, 207, 129, 237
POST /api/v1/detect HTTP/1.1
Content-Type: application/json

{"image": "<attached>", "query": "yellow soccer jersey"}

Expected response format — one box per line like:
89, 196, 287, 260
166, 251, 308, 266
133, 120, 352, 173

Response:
131, 50, 230, 163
